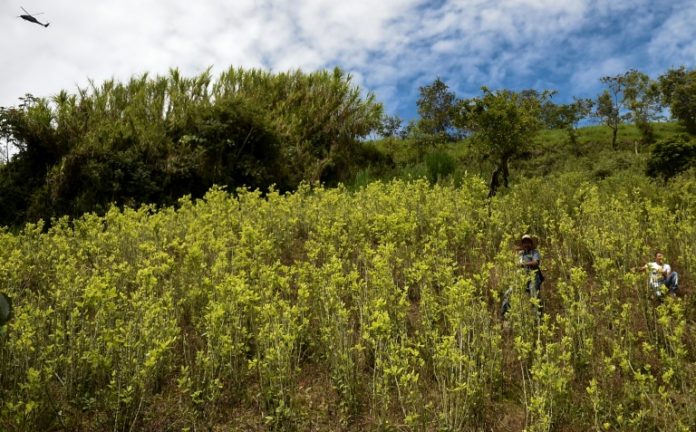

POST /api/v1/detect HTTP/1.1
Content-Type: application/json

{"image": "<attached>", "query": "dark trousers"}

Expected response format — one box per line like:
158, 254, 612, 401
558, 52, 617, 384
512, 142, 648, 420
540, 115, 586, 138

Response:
655, 272, 679, 297
502, 271, 543, 317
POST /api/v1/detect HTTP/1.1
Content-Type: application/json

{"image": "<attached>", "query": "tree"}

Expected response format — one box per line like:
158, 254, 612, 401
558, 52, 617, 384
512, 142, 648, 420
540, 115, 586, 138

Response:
521, 89, 559, 129
539, 96, 593, 151
596, 73, 631, 149
0, 67, 383, 226
416, 77, 458, 141
455, 87, 547, 197
622, 70, 663, 143
0, 95, 63, 224
0, 109, 15, 164
377, 114, 403, 138
218, 67, 383, 184
553, 98, 594, 152
191, 95, 283, 190
658, 67, 696, 134
673, 77, 696, 134
658, 67, 687, 106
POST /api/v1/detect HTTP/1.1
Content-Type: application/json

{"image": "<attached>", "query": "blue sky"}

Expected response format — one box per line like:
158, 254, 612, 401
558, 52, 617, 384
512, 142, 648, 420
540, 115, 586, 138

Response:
1, 0, 695, 122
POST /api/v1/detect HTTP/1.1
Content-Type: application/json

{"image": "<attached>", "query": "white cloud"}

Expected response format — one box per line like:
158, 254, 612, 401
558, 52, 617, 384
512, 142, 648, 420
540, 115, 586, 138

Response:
647, 5, 696, 72
570, 57, 630, 93
1, 0, 695, 118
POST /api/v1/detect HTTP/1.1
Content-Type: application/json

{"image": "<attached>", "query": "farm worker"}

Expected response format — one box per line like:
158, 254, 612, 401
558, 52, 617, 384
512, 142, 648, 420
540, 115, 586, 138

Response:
502, 234, 544, 317
637, 252, 679, 298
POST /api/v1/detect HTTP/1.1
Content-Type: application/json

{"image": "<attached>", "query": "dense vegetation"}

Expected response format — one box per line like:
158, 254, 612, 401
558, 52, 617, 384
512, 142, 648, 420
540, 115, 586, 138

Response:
1, 65, 696, 430
0, 68, 383, 226
2, 66, 696, 227
1, 172, 695, 431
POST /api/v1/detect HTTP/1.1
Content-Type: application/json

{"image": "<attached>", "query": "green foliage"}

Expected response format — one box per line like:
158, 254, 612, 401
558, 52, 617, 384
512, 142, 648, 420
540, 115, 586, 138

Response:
594, 70, 665, 148
621, 70, 664, 143
0, 67, 382, 227
424, 150, 457, 183
433, 277, 501, 429
456, 87, 549, 196
548, 98, 594, 151
3, 65, 696, 431
377, 114, 404, 138
658, 67, 696, 134
0, 95, 61, 224
1, 172, 695, 430
595, 74, 631, 149
416, 77, 459, 141
646, 135, 696, 180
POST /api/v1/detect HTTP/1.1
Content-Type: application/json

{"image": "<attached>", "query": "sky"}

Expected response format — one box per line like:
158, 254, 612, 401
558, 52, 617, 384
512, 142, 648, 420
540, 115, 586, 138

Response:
1, 0, 695, 121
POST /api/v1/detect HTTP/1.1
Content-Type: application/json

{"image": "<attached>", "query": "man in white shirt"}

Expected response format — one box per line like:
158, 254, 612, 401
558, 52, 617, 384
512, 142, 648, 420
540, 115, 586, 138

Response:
639, 252, 679, 297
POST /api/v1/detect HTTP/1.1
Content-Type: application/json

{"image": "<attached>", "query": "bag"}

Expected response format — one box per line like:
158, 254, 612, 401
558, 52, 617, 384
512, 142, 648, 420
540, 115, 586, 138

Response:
0, 292, 12, 326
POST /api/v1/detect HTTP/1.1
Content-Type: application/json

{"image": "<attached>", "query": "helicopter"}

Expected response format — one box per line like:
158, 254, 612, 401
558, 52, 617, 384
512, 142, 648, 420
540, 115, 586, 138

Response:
18, 6, 49, 27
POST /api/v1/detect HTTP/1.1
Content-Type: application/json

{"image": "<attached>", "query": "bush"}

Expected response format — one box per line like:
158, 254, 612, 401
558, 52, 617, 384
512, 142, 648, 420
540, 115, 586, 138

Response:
424, 150, 457, 183
351, 168, 373, 190
646, 135, 696, 180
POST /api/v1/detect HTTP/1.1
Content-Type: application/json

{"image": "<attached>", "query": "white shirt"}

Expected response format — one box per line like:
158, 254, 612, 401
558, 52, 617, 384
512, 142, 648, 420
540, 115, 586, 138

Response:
648, 262, 671, 289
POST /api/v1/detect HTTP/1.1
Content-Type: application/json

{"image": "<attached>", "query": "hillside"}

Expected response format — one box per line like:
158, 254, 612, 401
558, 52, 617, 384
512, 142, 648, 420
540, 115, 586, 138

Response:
1, 170, 695, 430
2, 68, 696, 431
359, 122, 692, 189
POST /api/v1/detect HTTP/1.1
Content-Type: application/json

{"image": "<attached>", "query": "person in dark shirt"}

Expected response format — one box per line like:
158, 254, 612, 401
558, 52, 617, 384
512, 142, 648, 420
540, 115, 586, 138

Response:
502, 234, 544, 317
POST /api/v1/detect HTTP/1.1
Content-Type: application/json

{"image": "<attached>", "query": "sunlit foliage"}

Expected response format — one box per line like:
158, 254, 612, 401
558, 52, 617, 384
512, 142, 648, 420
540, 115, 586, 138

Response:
1, 171, 695, 430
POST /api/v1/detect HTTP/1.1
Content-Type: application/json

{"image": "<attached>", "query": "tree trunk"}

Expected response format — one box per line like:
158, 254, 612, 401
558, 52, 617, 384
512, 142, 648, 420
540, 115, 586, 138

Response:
611, 126, 618, 149
487, 156, 510, 198
488, 165, 500, 198
501, 157, 510, 188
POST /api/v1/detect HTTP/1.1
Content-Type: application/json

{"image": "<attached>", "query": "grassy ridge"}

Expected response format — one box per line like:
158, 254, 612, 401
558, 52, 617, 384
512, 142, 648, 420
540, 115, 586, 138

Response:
1, 170, 695, 430
359, 122, 691, 188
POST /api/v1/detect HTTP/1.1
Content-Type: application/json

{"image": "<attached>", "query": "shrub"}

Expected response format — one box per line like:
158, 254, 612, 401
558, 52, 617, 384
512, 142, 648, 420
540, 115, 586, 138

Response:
425, 150, 457, 183
646, 135, 696, 180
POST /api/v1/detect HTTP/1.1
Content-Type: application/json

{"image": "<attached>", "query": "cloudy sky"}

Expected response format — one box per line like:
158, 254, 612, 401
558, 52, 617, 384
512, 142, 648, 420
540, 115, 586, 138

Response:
1, 0, 695, 120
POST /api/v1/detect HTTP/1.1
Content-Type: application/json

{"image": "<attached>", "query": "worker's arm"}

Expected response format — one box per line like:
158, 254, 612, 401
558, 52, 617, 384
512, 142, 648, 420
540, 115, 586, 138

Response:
519, 251, 540, 269
631, 264, 648, 272
520, 259, 539, 269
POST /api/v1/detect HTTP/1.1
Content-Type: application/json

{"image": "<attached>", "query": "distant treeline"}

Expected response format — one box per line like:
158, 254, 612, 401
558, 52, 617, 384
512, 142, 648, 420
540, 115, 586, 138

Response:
1, 65, 695, 226
398, 67, 696, 194
404, 67, 696, 145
